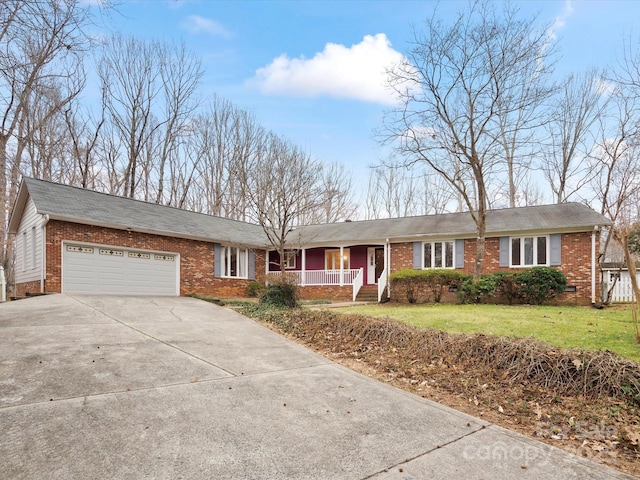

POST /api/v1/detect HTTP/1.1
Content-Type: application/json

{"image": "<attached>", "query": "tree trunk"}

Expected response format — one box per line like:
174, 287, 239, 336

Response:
622, 235, 640, 343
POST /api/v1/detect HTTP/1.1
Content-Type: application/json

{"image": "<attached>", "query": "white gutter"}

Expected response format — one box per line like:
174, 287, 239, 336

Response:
41, 214, 49, 293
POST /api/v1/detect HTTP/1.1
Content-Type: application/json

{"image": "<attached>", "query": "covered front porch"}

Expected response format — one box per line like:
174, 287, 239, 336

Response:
267, 244, 389, 301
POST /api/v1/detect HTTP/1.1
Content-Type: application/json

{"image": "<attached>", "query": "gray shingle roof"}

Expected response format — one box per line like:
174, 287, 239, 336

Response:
18, 178, 268, 246
11, 178, 611, 247
292, 203, 612, 246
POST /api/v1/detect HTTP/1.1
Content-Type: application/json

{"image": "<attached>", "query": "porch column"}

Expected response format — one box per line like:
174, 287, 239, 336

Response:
339, 246, 344, 286
301, 248, 306, 286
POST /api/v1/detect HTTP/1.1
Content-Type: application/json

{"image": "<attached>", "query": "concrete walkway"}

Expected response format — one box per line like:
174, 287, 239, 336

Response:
0, 295, 635, 479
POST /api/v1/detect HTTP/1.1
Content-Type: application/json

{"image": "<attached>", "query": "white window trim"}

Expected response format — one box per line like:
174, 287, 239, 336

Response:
423, 241, 455, 269
325, 248, 350, 270
509, 235, 549, 267
284, 250, 296, 269
221, 245, 249, 278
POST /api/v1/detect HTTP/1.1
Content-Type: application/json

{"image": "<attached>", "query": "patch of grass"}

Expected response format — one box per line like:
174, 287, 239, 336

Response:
186, 294, 255, 308
337, 303, 640, 362
186, 294, 225, 305
301, 299, 333, 305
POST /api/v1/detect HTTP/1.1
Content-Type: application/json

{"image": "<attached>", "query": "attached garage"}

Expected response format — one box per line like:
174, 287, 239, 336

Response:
62, 243, 179, 296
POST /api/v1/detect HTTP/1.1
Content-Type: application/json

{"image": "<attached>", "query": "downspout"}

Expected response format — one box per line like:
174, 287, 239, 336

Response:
591, 226, 598, 304
386, 238, 391, 299
41, 214, 49, 293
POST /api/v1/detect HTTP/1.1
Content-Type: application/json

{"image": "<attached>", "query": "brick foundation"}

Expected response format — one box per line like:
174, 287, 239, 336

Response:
14, 280, 41, 298
298, 285, 352, 301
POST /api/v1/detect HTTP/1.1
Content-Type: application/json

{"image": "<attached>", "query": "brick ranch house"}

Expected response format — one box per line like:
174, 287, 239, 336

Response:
9, 178, 611, 305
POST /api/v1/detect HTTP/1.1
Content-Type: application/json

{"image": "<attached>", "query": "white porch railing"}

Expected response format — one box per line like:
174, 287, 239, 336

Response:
352, 268, 364, 301
270, 269, 362, 286
377, 267, 388, 302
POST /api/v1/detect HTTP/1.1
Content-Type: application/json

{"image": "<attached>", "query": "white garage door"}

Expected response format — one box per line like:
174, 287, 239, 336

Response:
62, 243, 179, 296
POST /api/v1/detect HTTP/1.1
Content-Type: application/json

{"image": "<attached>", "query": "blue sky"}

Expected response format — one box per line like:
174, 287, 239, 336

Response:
93, 0, 640, 197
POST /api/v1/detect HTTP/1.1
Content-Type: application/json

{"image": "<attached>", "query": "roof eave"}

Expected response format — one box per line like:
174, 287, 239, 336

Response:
44, 214, 268, 249
7, 180, 29, 234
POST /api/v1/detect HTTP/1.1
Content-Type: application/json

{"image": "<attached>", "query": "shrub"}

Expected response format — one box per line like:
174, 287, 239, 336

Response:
390, 269, 425, 303
259, 274, 300, 308
517, 266, 567, 305
458, 275, 497, 304
493, 271, 521, 305
390, 269, 467, 303
246, 280, 266, 298
424, 269, 467, 302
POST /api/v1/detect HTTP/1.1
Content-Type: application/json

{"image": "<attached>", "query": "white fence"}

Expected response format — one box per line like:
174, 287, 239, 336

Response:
0, 266, 5, 302
603, 272, 640, 303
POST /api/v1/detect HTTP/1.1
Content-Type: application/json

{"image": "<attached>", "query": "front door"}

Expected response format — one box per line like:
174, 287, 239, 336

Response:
367, 247, 385, 285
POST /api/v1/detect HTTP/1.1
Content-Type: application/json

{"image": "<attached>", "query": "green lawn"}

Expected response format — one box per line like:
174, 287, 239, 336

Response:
337, 303, 640, 362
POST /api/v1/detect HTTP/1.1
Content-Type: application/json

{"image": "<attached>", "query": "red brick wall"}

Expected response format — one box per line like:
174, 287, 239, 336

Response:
298, 285, 352, 301
389, 232, 598, 305
390, 242, 413, 271
32, 220, 265, 298
14, 280, 41, 298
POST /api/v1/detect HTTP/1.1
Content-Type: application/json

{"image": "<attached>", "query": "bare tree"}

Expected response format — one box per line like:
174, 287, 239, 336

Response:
588, 39, 640, 305
190, 96, 265, 219
492, 20, 556, 207
243, 134, 323, 272
365, 165, 421, 219
0, 0, 98, 269
301, 161, 357, 224
154, 41, 203, 204
421, 171, 458, 214
541, 69, 607, 204
97, 35, 163, 198
383, 1, 555, 277
613, 205, 640, 343
64, 100, 105, 189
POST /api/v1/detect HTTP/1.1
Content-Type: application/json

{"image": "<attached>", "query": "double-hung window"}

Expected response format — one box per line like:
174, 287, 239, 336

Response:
325, 249, 350, 270
511, 236, 547, 267
220, 246, 248, 278
423, 241, 454, 269
284, 250, 296, 269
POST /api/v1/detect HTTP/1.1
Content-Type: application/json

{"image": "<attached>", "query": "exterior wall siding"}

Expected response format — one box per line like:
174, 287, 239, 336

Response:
13, 220, 265, 298
14, 197, 43, 285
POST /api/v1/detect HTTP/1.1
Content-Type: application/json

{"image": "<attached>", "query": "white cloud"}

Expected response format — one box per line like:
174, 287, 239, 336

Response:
550, 0, 575, 40
248, 33, 405, 105
181, 15, 232, 38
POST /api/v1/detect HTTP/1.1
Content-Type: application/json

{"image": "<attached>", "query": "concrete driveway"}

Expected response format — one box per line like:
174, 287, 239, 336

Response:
0, 295, 635, 480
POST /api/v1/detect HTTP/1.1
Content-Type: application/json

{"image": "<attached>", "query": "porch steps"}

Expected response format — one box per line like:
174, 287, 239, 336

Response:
356, 286, 379, 302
